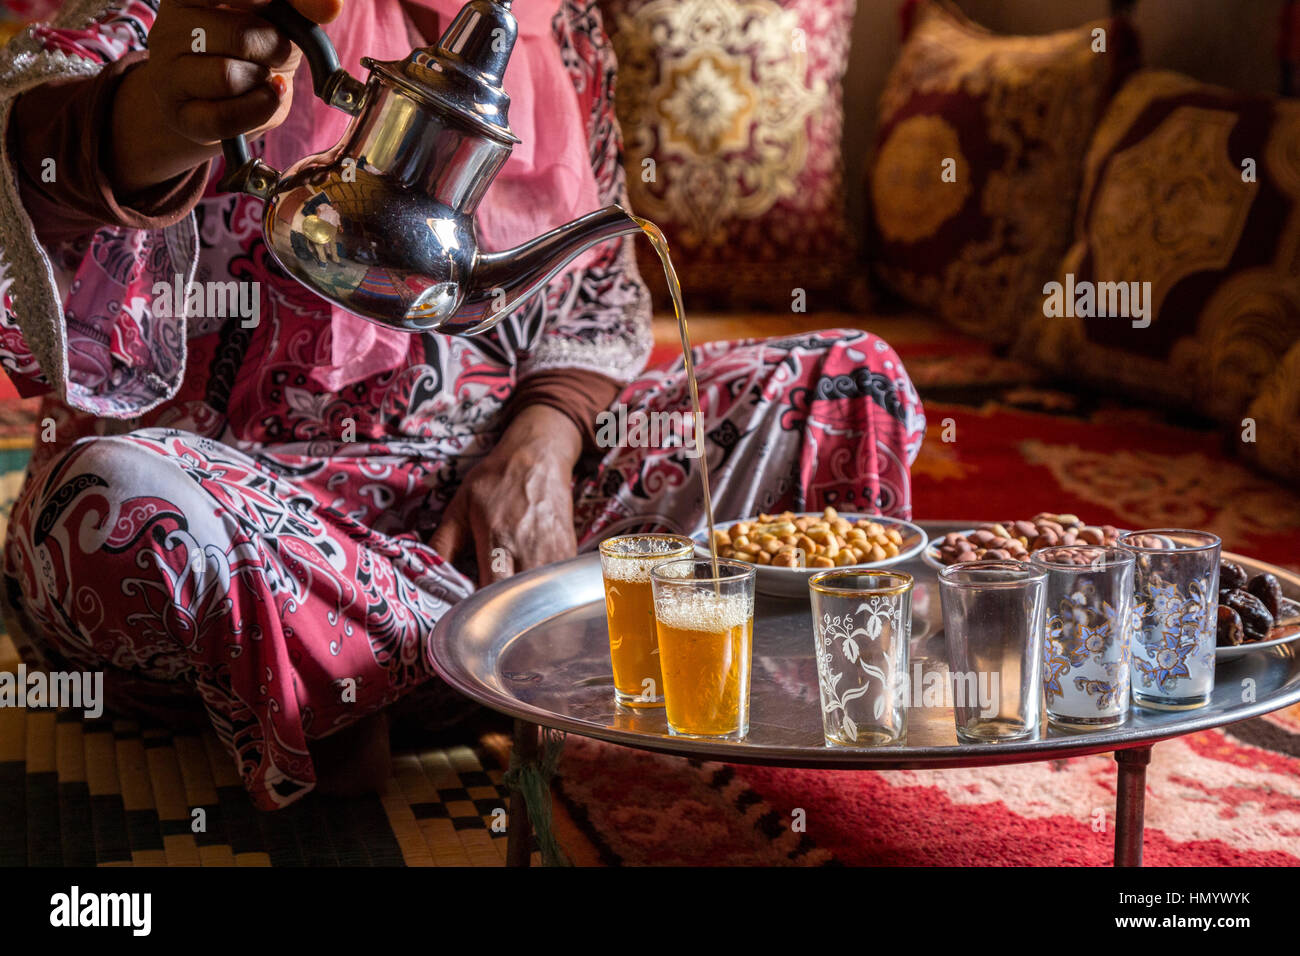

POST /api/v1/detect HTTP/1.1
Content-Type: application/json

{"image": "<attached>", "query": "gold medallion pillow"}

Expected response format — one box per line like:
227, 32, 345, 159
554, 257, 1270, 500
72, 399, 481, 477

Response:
868, 0, 1138, 343
599, 0, 857, 310
1016, 70, 1300, 480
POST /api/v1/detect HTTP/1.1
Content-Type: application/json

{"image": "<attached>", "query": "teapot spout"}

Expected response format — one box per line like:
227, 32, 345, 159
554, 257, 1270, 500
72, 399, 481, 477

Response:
447, 204, 643, 334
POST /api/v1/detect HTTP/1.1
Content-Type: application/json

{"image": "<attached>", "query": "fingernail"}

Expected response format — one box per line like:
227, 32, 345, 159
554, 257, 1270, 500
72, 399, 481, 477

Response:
270, 74, 288, 97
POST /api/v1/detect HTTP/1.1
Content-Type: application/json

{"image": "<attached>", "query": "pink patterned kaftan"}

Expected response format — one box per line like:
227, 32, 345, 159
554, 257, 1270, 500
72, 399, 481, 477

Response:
0, 0, 926, 808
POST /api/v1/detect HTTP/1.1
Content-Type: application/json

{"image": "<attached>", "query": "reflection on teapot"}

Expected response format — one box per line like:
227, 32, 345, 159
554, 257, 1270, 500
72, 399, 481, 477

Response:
218, 0, 640, 335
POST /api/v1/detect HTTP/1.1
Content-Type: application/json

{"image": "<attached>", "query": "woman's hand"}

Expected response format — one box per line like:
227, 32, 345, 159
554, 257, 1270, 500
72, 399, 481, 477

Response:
430, 405, 584, 585
109, 0, 342, 196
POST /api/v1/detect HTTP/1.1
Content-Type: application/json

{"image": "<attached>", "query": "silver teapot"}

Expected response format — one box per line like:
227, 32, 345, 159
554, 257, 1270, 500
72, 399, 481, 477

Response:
218, 0, 640, 334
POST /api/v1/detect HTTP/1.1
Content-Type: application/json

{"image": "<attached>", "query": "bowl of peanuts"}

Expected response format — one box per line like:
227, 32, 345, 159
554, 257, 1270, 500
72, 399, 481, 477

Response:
693, 508, 927, 599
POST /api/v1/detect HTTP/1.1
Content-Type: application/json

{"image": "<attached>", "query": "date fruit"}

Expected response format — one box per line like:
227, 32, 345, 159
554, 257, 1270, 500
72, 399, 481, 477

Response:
1246, 572, 1283, 619
1221, 589, 1275, 642
1218, 560, 1249, 591
1216, 605, 1245, 647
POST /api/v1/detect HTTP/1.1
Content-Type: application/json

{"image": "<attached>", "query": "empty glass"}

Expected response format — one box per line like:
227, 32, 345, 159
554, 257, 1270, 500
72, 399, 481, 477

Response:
651, 558, 755, 739
1120, 530, 1221, 711
938, 561, 1046, 743
1030, 546, 1135, 730
809, 570, 912, 746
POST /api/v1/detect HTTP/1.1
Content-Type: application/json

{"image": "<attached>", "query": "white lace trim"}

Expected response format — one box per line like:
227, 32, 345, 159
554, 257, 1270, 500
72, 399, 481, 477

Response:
0, 0, 200, 419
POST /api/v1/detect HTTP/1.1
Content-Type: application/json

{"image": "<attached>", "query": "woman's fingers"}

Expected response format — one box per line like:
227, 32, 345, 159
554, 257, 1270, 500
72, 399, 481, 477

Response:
471, 509, 514, 585
430, 495, 470, 569
286, 0, 344, 24
171, 70, 285, 142
169, 9, 297, 67
169, 55, 274, 101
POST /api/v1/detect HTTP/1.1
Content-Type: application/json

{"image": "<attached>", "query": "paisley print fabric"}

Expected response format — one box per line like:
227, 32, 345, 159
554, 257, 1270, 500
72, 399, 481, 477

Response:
5, 327, 924, 810
0, 0, 926, 808
868, 0, 1138, 344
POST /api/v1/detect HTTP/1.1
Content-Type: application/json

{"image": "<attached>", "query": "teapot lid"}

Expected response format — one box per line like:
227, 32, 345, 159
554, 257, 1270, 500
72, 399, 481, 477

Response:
364, 0, 521, 145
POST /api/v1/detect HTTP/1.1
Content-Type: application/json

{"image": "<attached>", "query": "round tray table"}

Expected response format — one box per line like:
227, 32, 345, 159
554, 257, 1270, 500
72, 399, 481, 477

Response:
430, 522, 1300, 866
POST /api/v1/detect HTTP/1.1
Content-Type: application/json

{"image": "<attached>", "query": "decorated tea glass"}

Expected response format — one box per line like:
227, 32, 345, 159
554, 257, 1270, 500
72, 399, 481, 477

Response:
1029, 546, 1136, 730
1120, 530, 1221, 711
808, 570, 912, 746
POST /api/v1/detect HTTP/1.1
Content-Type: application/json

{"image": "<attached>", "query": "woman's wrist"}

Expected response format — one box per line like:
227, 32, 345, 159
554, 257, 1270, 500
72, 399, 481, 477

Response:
497, 404, 584, 471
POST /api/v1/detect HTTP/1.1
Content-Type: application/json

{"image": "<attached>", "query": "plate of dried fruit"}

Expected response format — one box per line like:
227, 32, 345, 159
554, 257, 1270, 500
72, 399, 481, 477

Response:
1216, 560, 1300, 661
692, 508, 927, 599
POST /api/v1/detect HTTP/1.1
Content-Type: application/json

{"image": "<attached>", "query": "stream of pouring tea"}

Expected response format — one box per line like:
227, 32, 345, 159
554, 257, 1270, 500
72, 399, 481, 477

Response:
634, 217, 720, 579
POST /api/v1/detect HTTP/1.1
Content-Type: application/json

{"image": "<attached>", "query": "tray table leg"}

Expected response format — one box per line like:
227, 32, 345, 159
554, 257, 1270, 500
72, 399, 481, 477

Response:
1113, 745, 1152, 867
506, 719, 539, 867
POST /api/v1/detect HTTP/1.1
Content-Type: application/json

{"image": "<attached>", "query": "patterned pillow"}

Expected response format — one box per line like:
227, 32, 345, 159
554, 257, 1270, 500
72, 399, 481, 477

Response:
868, 0, 1138, 344
1015, 70, 1300, 481
598, 0, 858, 310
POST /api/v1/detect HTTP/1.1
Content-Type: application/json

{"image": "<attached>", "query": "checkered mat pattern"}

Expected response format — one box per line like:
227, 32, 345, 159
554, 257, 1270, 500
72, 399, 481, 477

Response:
0, 696, 530, 867
0, 699, 528, 867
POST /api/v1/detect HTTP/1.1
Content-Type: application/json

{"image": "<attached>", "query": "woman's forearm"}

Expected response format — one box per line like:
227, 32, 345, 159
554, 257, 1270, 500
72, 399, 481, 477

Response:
498, 404, 584, 472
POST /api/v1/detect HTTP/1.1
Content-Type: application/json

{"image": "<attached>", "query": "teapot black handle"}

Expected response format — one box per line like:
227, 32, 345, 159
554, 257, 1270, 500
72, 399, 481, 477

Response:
218, 0, 363, 195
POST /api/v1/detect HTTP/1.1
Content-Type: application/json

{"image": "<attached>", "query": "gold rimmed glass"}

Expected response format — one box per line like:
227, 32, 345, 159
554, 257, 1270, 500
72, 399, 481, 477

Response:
809, 570, 913, 746
650, 558, 756, 739
598, 533, 695, 707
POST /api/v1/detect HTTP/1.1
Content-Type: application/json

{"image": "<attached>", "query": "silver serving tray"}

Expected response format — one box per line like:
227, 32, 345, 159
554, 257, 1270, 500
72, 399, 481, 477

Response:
430, 522, 1300, 769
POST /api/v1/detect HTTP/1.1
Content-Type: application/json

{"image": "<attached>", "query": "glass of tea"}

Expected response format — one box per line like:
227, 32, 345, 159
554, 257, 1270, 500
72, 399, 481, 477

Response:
1119, 530, 1221, 711
599, 534, 696, 707
809, 570, 912, 746
650, 558, 755, 739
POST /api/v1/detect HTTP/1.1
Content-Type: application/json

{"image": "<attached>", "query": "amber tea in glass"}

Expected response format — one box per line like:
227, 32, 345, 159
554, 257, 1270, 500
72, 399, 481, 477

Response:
599, 534, 695, 707
651, 558, 755, 739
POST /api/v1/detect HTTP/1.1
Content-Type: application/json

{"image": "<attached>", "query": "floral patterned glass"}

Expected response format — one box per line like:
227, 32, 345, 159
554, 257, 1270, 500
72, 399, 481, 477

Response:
1120, 530, 1221, 711
1030, 546, 1135, 730
809, 570, 912, 747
